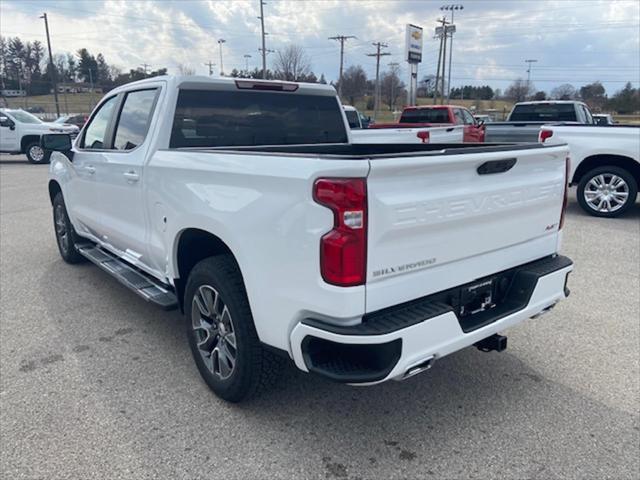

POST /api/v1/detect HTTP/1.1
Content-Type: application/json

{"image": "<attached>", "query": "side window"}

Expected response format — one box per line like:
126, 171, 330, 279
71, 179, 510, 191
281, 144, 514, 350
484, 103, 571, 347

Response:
582, 105, 594, 124
453, 109, 465, 125
461, 109, 475, 125
81, 96, 118, 149
113, 89, 158, 150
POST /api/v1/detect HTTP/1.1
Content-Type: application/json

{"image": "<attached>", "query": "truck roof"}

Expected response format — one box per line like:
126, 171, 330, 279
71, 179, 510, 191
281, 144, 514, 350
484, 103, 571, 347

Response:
108, 75, 338, 97
514, 100, 587, 106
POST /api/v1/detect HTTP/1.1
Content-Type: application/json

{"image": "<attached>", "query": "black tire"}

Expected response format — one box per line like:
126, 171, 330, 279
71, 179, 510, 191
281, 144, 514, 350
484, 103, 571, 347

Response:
184, 255, 282, 402
25, 142, 50, 164
577, 166, 638, 218
52, 192, 86, 264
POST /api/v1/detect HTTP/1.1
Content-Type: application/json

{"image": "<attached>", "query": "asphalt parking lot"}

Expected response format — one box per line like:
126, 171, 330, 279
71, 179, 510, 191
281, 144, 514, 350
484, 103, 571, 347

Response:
1, 154, 638, 480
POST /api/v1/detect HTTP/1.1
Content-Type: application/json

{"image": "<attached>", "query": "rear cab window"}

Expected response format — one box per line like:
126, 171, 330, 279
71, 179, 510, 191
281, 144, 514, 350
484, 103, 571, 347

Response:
400, 108, 451, 124
509, 103, 578, 122
170, 89, 348, 148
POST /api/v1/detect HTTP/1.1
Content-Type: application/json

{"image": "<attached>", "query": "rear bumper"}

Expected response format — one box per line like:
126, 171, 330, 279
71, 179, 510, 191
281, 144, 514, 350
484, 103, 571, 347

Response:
290, 255, 573, 384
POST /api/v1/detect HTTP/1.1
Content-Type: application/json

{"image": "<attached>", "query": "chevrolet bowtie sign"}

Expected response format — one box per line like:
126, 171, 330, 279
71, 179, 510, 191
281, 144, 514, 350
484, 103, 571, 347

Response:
405, 24, 423, 63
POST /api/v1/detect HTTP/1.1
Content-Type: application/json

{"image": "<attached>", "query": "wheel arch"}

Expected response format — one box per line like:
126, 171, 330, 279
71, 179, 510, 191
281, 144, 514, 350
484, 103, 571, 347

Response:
572, 154, 640, 186
173, 228, 242, 312
20, 135, 41, 153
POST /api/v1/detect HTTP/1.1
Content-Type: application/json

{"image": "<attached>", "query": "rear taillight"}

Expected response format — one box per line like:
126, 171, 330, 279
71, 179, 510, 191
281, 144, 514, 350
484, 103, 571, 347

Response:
539, 129, 553, 143
560, 156, 570, 229
313, 178, 367, 287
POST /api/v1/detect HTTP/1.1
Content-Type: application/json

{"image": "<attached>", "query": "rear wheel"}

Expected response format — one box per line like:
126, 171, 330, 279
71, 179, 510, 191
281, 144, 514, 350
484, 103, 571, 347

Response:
184, 255, 282, 402
25, 142, 50, 164
52, 192, 86, 264
577, 166, 637, 218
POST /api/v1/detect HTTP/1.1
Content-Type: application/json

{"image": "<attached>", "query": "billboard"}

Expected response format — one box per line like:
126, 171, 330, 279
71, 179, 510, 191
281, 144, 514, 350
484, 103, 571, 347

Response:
405, 24, 423, 63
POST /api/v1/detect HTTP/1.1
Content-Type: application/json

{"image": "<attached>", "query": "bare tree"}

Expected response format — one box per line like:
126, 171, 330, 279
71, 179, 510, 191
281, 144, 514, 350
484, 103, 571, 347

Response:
505, 78, 533, 102
177, 63, 195, 76
339, 65, 368, 105
273, 45, 311, 81
380, 70, 406, 110
551, 84, 576, 100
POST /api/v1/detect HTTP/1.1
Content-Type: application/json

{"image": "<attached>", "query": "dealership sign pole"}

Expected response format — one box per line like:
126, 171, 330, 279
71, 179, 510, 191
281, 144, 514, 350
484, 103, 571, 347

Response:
405, 24, 423, 106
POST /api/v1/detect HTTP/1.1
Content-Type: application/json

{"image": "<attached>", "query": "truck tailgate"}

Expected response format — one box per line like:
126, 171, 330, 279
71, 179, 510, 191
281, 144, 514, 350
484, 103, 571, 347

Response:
365, 144, 569, 312
351, 125, 464, 144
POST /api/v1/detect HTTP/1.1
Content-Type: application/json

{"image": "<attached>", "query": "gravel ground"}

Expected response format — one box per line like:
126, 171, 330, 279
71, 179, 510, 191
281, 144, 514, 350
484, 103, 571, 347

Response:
1, 154, 639, 480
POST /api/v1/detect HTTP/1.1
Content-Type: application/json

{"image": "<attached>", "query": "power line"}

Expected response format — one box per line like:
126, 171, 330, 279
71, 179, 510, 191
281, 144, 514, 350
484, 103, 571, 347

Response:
366, 42, 390, 119
328, 35, 356, 98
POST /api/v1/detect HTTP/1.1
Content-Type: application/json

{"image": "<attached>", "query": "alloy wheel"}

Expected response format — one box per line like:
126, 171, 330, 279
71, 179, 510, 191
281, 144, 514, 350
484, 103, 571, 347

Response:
191, 285, 237, 380
29, 145, 45, 163
583, 173, 629, 214
54, 203, 70, 253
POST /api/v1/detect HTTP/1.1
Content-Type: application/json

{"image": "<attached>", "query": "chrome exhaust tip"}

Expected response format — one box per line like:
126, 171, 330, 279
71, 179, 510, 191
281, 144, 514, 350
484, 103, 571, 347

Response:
402, 355, 436, 380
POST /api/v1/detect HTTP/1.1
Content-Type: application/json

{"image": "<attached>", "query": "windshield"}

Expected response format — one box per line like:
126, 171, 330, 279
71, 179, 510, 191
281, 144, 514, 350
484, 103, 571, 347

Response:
6, 110, 43, 124
345, 110, 361, 129
170, 89, 348, 148
54, 117, 67, 123
509, 104, 577, 122
400, 108, 450, 123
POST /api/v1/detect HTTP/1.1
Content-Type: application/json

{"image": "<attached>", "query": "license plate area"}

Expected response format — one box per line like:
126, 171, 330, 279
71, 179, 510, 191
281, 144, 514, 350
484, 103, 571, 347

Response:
459, 280, 495, 317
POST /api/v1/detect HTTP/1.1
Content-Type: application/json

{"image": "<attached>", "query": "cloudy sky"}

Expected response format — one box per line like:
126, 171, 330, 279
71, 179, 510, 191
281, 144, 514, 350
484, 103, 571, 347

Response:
1, 0, 639, 94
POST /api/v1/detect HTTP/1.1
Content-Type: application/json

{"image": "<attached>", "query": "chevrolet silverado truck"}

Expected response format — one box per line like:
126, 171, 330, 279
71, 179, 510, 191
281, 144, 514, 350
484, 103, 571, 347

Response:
369, 105, 484, 143
540, 124, 639, 217
0, 108, 79, 163
485, 101, 595, 143
344, 105, 464, 143
44, 76, 573, 402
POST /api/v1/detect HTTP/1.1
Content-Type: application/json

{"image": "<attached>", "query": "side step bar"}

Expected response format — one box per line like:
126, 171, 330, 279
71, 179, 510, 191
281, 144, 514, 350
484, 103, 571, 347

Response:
77, 244, 178, 310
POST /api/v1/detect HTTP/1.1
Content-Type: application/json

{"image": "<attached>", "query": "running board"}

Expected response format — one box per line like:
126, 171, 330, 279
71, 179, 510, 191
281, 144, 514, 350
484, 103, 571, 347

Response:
77, 244, 178, 310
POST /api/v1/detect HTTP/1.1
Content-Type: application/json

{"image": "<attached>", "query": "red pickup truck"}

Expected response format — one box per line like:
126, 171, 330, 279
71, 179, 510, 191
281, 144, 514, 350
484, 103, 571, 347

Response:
370, 105, 485, 143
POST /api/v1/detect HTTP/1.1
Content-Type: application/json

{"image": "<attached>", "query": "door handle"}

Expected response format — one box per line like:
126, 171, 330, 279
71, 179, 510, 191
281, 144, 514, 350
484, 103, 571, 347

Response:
86, 165, 96, 174
123, 170, 140, 182
446, 127, 454, 132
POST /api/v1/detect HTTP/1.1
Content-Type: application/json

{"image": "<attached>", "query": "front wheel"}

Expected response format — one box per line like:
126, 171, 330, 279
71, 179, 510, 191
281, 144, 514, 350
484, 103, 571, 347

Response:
577, 166, 638, 218
184, 256, 282, 402
52, 192, 86, 264
25, 142, 50, 164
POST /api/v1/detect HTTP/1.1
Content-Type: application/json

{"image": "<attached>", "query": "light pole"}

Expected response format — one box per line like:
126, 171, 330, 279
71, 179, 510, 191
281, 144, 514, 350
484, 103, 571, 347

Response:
244, 54, 252, 73
218, 39, 226, 76
525, 59, 537, 99
441, 4, 463, 102
40, 12, 60, 116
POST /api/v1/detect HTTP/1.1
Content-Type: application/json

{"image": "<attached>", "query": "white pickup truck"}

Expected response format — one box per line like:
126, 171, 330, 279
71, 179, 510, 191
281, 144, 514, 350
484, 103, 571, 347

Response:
540, 124, 639, 217
45, 76, 573, 402
0, 108, 79, 163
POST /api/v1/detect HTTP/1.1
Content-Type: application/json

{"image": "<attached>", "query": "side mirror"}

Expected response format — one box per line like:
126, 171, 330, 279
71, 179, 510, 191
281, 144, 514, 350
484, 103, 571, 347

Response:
41, 134, 74, 160
476, 119, 485, 127
0, 116, 15, 130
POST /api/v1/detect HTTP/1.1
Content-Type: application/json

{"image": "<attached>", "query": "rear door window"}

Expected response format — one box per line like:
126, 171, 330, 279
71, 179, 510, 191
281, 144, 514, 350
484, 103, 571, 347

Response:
453, 109, 466, 125
170, 89, 348, 148
113, 89, 158, 150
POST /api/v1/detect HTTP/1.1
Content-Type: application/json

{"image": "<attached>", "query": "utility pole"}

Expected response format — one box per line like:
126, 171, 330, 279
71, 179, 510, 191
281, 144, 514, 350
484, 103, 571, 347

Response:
218, 39, 226, 76
441, 4, 463, 101
388, 62, 400, 112
88, 68, 95, 109
366, 42, 390, 120
258, 0, 267, 78
243, 54, 252, 73
40, 13, 60, 117
140, 63, 151, 75
525, 59, 537, 99
328, 35, 356, 98
204, 61, 216, 76
433, 17, 448, 105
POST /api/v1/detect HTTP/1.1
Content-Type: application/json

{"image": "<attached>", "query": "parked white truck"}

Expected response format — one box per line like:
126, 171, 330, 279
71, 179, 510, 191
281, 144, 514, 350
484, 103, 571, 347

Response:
540, 124, 639, 217
0, 108, 79, 163
45, 76, 573, 402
